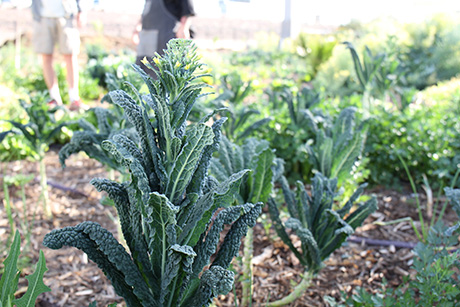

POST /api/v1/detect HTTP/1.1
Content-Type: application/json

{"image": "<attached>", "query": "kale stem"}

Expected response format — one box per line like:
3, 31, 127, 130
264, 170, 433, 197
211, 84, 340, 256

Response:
38, 153, 52, 219
265, 270, 313, 306
241, 228, 254, 307
3, 168, 15, 239
167, 275, 178, 307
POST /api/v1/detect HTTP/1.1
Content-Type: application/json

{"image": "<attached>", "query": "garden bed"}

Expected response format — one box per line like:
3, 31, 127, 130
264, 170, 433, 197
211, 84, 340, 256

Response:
1, 146, 451, 306
1, 8, 459, 306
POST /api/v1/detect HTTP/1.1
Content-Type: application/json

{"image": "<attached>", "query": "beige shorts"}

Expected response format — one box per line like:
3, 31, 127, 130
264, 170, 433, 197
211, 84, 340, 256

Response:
33, 17, 80, 55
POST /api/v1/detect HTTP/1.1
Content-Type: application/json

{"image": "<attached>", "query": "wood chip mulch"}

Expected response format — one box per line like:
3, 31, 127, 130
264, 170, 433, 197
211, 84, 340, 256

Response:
1, 147, 455, 306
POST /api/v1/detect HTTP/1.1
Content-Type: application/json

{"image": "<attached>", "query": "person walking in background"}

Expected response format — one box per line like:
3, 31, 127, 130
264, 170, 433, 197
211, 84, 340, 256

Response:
132, 0, 195, 77
31, 0, 88, 110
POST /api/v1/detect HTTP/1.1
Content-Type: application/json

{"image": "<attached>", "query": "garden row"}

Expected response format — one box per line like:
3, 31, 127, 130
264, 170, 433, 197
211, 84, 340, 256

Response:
1, 14, 460, 306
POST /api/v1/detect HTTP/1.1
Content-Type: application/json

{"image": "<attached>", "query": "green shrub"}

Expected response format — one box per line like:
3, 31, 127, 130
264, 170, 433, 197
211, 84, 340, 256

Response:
365, 99, 460, 189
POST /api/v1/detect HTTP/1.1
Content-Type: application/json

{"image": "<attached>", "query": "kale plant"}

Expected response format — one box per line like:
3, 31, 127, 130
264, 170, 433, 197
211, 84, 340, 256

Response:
343, 42, 402, 115
0, 97, 69, 218
267, 173, 377, 306
211, 136, 281, 206
199, 72, 271, 142
305, 107, 367, 187
43, 39, 262, 307
59, 106, 136, 174
265, 86, 325, 183
210, 136, 283, 306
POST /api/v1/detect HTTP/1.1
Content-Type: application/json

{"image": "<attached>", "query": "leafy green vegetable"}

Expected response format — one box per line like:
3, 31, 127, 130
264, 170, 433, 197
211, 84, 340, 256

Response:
210, 136, 282, 306
0, 96, 70, 218
43, 39, 262, 307
268, 173, 377, 273
59, 106, 136, 173
306, 107, 367, 187
266, 173, 376, 306
0, 231, 51, 307
198, 72, 272, 142
211, 136, 282, 204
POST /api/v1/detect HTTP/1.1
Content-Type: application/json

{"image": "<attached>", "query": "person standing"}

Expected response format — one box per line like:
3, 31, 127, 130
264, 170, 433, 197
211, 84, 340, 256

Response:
31, 0, 87, 110
132, 0, 195, 76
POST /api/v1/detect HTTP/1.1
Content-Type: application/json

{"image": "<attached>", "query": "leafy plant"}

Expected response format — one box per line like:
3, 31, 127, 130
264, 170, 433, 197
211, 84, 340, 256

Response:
295, 33, 337, 79
364, 82, 460, 189
218, 72, 254, 106
84, 44, 137, 90
0, 96, 69, 218
0, 230, 51, 307
267, 173, 377, 306
210, 136, 282, 306
202, 72, 272, 142
43, 39, 262, 307
265, 86, 325, 183
331, 188, 460, 306
59, 106, 135, 174
306, 106, 368, 188
343, 42, 400, 116
398, 15, 460, 91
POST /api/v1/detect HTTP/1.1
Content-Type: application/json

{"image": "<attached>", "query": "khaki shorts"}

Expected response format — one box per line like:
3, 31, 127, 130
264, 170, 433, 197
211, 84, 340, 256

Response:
33, 17, 80, 55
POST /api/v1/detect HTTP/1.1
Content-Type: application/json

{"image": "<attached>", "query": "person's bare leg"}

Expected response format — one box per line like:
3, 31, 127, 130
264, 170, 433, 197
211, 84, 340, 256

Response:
41, 53, 62, 104
63, 53, 80, 102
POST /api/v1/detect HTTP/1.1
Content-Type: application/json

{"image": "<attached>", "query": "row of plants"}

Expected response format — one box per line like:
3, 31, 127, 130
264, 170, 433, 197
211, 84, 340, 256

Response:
1, 39, 377, 306
1, 14, 459, 306
2, 15, 459, 190
201, 14, 460, 190
2, 36, 460, 306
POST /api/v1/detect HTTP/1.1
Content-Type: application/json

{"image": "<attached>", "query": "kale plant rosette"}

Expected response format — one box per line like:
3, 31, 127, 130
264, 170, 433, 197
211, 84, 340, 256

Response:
43, 39, 262, 307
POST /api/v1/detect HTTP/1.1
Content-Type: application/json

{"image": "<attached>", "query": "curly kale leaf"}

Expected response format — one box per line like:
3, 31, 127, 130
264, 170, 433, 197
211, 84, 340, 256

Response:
43, 222, 155, 306
267, 198, 308, 266
186, 266, 235, 307
191, 203, 254, 278
187, 118, 227, 196
161, 244, 196, 305
109, 89, 161, 190
90, 178, 156, 289
178, 169, 250, 247
212, 202, 263, 268
145, 192, 179, 281
165, 123, 214, 204
58, 108, 133, 172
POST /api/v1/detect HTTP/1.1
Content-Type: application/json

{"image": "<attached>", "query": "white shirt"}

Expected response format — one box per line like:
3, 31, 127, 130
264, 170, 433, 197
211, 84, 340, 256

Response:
40, 0, 66, 18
